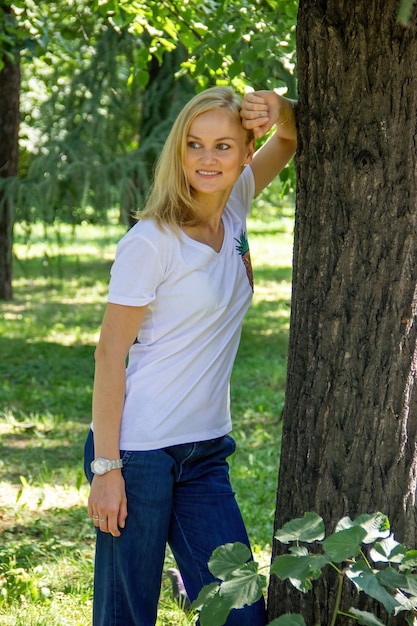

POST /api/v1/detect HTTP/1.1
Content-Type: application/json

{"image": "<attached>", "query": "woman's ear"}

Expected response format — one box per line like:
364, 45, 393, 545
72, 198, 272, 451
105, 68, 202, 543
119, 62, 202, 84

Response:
244, 139, 255, 165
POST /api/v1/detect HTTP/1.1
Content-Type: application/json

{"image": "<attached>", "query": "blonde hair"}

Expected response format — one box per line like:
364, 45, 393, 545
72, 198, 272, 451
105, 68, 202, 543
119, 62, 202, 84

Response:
138, 86, 254, 228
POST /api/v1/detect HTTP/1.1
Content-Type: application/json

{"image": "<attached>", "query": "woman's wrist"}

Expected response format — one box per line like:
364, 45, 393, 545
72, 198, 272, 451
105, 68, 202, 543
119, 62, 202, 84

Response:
274, 95, 297, 139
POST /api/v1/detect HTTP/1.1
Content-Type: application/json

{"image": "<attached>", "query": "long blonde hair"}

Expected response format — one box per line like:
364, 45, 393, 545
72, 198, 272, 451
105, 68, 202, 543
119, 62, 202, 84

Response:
138, 86, 254, 228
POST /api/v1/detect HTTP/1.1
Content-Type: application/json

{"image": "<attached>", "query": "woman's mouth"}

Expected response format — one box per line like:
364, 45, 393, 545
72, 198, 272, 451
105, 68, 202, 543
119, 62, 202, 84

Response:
197, 170, 221, 176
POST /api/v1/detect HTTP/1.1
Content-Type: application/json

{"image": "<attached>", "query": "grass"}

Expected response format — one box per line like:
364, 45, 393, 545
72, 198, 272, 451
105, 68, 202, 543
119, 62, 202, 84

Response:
0, 218, 293, 625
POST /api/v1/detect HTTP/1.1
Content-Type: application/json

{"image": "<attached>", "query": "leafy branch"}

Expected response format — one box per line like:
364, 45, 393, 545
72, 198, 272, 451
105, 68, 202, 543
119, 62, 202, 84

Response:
192, 512, 417, 626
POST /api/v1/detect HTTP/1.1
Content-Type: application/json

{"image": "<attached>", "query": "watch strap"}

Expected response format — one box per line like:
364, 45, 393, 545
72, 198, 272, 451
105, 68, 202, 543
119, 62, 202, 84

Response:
91, 457, 123, 474
107, 459, 123, 470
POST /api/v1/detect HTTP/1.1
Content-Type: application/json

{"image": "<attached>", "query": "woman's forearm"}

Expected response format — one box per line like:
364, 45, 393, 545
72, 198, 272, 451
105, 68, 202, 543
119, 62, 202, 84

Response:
91, 350, 127, 459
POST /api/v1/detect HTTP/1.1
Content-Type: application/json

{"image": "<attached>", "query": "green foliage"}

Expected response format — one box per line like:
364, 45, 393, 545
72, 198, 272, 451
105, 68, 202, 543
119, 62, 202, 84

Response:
192, 543, 266, 626
194, 512, 417, 626
0, 1, 27, 68
397, 0, 417, 24
2, 0, 298, 228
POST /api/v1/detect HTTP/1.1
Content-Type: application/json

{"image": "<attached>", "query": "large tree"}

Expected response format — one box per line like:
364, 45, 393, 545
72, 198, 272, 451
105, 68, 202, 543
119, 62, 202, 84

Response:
268, 0, 417, 623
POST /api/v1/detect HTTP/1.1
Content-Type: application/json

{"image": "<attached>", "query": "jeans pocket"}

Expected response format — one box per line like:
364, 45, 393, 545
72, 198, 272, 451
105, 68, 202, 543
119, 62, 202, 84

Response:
224, 434, 237, 456
120, 450, 133, 468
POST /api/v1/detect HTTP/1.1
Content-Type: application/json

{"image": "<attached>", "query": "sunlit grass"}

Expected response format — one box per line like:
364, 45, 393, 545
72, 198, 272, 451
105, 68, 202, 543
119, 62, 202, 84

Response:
0, 219, 293, 625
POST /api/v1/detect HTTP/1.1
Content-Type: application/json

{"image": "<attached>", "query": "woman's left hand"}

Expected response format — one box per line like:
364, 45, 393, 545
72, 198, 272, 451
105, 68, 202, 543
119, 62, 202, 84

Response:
241, 90, 281, 138
241, 90, 297, 196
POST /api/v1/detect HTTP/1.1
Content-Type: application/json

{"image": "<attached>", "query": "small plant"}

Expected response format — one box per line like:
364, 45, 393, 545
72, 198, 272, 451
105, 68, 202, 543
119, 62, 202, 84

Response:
191, 512, 417, 626
0, 557, 47, 605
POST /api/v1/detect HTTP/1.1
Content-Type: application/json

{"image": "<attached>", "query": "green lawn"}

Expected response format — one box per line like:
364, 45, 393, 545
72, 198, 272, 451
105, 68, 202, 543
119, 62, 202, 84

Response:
0, 219, 293, 625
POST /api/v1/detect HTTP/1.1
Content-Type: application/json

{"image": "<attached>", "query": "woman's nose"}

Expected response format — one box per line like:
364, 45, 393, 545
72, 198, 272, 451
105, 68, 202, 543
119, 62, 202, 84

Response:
201, 148, 216, 162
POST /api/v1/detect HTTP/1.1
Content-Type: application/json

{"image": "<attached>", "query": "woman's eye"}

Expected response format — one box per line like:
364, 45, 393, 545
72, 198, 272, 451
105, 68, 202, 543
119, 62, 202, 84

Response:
217, 143, 230, 151
188, 141, 201, 149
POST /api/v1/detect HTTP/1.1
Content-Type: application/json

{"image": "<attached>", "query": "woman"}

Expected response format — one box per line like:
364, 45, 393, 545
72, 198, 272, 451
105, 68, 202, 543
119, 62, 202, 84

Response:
84, 86, 296, 626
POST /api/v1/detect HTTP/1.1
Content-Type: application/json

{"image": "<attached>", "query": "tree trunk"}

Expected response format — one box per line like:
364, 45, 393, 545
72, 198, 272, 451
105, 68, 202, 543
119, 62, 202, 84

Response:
0, 44, 20, 301
268, 1, 417, 624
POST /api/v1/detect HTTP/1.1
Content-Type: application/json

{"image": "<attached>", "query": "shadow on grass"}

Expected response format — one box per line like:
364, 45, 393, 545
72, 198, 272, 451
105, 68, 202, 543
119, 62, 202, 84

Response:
1, 504, 95, 568
13, 252, 113, 286
1, 338, 95, 417
1, 338, 93, 484
231, 280, 291, 421
255, 265, 292, 283
0, 428, 88, 484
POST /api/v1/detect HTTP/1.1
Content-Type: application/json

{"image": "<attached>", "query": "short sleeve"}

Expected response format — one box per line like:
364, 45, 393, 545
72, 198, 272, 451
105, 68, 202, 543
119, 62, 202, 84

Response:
108, 227, 165, 307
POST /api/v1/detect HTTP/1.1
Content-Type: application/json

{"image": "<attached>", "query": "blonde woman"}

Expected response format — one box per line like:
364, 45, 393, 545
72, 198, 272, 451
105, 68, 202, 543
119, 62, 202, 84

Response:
84, 86, 296, 626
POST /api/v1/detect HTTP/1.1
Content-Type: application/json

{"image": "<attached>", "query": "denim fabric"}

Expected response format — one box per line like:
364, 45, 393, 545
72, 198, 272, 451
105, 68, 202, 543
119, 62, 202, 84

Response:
84, 430, 267, 626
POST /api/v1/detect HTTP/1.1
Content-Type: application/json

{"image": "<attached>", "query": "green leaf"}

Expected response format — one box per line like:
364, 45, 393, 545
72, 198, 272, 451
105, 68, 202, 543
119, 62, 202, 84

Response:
400, 550, 417, 572
208, 542, 252, 580
199, 592, 234, 626
392, 592, 417, 613
403, 574, 417, 596
275, 512, 325, 544
397, 0, 416, 24
136, 69, 149, 89
346, 561, 401, 614
271, 553, 331, 591
348, 608, 386, 626
323, 526, 367, 561
370, 535, 406, 563
219, 562, 267, 610
191, 582, 232, 626
269, 615, 307, 626
335, 513, 390, 543
191, 582, 219, 611
192, 555, 267, 626
375, 567, 409, 592
228, 60, 244, 79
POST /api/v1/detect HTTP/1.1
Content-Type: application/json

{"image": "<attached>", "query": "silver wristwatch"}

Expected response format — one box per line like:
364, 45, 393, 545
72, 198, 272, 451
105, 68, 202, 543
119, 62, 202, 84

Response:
90, 457, 123, 475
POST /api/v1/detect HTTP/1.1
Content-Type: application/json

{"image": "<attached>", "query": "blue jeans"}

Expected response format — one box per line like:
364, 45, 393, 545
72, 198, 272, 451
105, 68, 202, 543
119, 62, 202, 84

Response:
84, 430, 267, 626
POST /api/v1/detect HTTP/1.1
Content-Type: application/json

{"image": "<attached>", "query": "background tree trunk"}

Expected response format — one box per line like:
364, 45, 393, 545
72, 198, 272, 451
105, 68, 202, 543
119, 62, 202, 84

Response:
268, 1, 417, 623
0, 49, 20, 301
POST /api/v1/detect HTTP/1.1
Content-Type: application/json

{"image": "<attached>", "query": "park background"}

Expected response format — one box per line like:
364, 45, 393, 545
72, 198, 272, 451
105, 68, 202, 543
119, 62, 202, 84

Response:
0, 1, 297, 624
2, 1, 417, 625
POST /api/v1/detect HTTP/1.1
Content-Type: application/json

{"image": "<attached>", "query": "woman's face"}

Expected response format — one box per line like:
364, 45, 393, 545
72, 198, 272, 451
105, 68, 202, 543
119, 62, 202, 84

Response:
184, 108, 253, 200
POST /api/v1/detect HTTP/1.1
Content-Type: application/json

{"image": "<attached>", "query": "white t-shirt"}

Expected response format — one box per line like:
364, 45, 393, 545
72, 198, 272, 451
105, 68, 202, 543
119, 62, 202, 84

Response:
107, 166, 255, 450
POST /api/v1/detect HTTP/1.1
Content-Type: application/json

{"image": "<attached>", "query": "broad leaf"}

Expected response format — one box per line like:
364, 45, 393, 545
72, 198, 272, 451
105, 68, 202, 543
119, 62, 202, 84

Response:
275, 512, 325, 544
191, 559, 267, 626
269, 615, 307, 626
198, 592, 234, 626
191, 582, 233, 626
375, 567, 409, 592
349, 608, 386, 625
400, 550, 417, 572
374, 571, 417, 611
208, 542, 251, 580
393, 592, 417, 614
335, 513, 390, 543
219, 562, 267, 610
402, 575, 417, 596
191, 582, 219, 610
370, 535, 406, 563
271, 553, 330, 591
323, 526, 367, 561
346, 561, 401, 614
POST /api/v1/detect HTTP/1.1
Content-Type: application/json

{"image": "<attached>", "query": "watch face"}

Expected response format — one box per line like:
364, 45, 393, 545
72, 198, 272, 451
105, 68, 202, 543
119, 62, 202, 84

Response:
93, 458, 108, 475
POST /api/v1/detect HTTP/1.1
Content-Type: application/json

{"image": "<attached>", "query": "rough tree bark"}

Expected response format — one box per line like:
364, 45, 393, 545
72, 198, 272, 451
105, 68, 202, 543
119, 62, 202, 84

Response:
268, 0, 417, 623
0, 8, 20, 301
